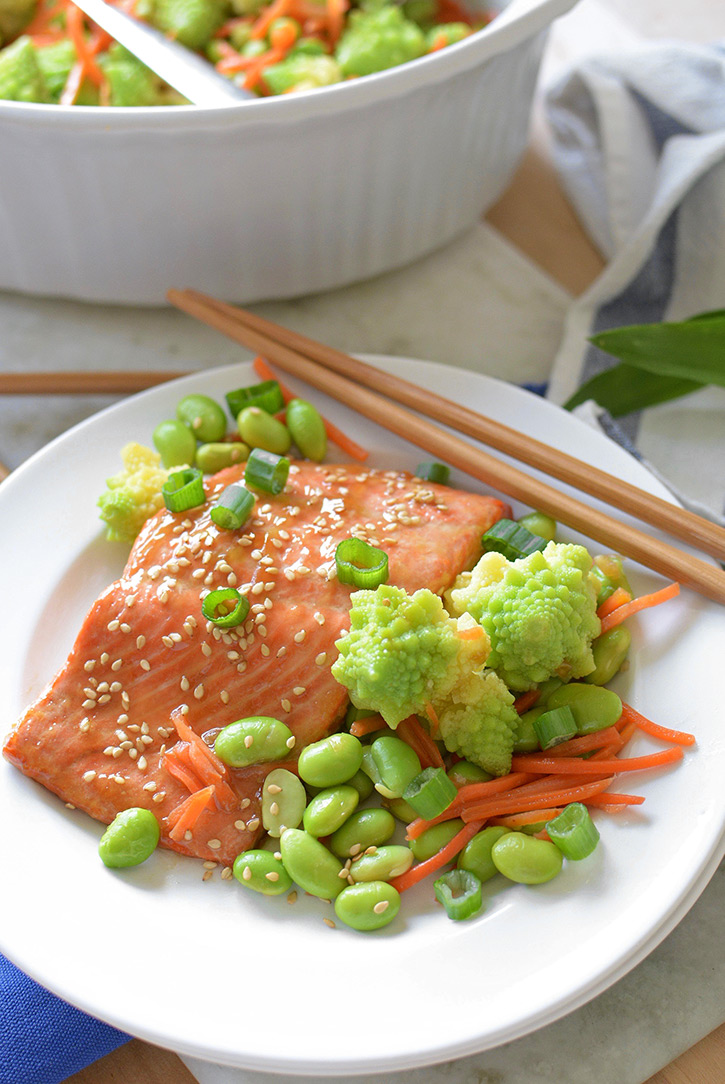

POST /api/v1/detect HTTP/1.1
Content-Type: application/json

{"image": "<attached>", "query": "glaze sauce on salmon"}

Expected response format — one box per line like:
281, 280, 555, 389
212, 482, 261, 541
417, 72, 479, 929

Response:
4, 462, 508, 866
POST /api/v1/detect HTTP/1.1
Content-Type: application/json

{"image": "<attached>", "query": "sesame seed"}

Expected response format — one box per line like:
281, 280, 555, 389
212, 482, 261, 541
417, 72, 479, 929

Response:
251, 582, 265, 595
315, 653, 327, 666
110, 682, 122, 693
180, 676, 190, 691
83, 770, 97, 782
293, 630, 306, 644
373, 900, 389, 915
79, 719, 91, 733
100, 653, 109, 664
287, 891, 297, 904
143, 781, 157, 792
260, 644, 270, 657
244, 735, 254, 748
293, 686, 305, 696
314, 612, 325, 625
265, 871, 279, 882
185, 830, 193, 841
82, 699, 96, 710
107, 620, 120, 631
140, 659, 151, 671
137, 756, 147, 770
97, 693, 111, 704
221, 867, 233, 880
281, 699, 291, 713
83, 660, 96, 673
128, 748, 138, 759
247, 817, 260, 831
97, 682, 109, 693
201, 642, 212, 657
324, 918, 336, 929
277, 646, 287, 658
242, 865, 252, 881
140, 734, 153, 746
234, 820, 246, 830
202, 870, 213, 881
349, 843, 361, 856
220, 690, 230, 704
152, 792, 165, 803
120, 623, 131, 634
269, 802, 279, 816
241, 798, 251, 809
285, 736, 296, 749
136, 635, 146, 649
162, 635, 174, 648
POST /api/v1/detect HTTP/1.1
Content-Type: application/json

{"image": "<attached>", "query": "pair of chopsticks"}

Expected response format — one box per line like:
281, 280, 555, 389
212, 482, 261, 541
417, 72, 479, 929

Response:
2, 286, 725, 605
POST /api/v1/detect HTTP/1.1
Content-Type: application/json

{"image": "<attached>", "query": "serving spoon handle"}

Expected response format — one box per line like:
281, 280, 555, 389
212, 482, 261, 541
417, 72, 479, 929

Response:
70, 0, 253, 106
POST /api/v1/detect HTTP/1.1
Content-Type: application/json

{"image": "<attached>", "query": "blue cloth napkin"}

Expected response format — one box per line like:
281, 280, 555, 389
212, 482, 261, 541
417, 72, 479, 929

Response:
0, 955, 129, 1084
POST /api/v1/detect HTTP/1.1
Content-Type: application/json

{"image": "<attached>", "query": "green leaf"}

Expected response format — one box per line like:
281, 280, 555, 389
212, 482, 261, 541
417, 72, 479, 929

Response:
564, 363, 703, 416
589, 316, 725, 387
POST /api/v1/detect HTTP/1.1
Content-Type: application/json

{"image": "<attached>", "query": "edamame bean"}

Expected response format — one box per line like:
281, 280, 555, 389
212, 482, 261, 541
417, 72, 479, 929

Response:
410, 819, 464, 862
285, 398, 327, 462
584, 626, 631, 686
232, 849, 293, 895
303, 785, 359, 837
329, 808, 396, 858
152, 419, 197, 468
517, 511, 557, 542
447, 760, 492, 787
214, 716, 294, 768
334, 881, 401, 931
491, 832, 563, 884
176, 394, 227, 443
297, 733, 363, 788
196, 441, 249, 474
98, 807, 160, 868
237, 406, 291, 455
349, 845, 413, 883
546, 683, 622, 733
370, 735, 421, 799
346, 768, 374, 803
279, 828, 345, 899
382, 795, 418, 823
262, 769, 307, 837
457, 826, 510, 883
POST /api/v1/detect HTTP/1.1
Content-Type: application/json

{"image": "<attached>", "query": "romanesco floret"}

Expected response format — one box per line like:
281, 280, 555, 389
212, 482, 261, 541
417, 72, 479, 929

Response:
437, 669, 518, 777
97, 442, 171, 544
446, 541, 601, 692
331, 585, 490, 728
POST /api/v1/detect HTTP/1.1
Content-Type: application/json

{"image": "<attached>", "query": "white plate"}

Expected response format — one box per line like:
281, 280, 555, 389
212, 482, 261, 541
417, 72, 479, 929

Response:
1, 357, 723, 1076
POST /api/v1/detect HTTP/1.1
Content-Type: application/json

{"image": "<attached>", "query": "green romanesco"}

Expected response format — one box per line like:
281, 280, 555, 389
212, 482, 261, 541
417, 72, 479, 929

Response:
335, 5, 427, 78
446, 541, 601, 692
331, 584, 491, 728
97, 442, 171, 544
436, 669, 518, 777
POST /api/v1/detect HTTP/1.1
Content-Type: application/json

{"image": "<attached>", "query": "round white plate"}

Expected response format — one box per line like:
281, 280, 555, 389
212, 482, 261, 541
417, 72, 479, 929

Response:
1, 357, 723, 1075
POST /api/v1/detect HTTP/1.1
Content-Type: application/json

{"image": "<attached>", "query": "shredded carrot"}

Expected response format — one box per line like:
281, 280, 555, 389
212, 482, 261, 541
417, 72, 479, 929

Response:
489, 808, 564, 828
250, 0, 292, 39
540, 725, 624, 758
173, 714, 228, 776
405, 772, 534, 839
397, 713, 445, 770
349, 714, 388, 738
59, 60, 86, 106
166, 785, 216, 841
510, 746, 684, 776
460, 777, 615, 823
164, 747, 203, 794
599, 581, 680, 633
513, 689, 540, 714
65, 3, 105, 86
596, 586, 632, 619
585, 792, 645, 807
325, 0, 347, 44
253, 356, 369, 461
424, 701, 440, 738
390, 820, 484, 893
620, 702, 695, 747
24, 0, 66, 36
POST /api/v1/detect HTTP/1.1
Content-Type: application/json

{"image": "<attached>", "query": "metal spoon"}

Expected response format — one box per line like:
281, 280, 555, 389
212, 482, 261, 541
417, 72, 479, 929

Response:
71, 0, 253, 106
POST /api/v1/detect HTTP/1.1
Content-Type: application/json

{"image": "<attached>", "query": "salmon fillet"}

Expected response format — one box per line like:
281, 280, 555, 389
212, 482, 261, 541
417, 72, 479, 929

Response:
4, 461, 508, 866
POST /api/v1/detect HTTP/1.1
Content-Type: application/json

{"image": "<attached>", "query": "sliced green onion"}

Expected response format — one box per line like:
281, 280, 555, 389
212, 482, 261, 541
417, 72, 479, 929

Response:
533, 706, 578, 750
415, 461, 450, 485
210, 483, 255, 530
201, 588, 250, 628
481, 518, 548, 561
433, 868, 483, 921
335, 538, 389, 588
403, 766, 458, 819
162, 467, 205, 513
226, 380, 284, 420
546, 802, 600, 860
244, 447, 290, 495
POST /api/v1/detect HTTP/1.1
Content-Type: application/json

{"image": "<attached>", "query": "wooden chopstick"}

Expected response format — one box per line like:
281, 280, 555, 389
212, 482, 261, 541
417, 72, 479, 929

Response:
169, 288, 725, 565
0, 371, 189, 395
165, 289, 725, 606
0, 460, 10, 482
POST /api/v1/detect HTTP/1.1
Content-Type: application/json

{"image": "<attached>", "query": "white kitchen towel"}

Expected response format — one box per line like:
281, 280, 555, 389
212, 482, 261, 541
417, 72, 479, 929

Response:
545, 36, 725, 523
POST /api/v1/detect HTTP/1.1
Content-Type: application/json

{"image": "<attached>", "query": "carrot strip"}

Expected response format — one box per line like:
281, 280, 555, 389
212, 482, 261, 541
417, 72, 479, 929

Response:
59, 60, 86, 106
513, 689, 540, 714
253, 356, 369, 461
596, 586, 632, 619
424, 701, 440, 738
620, 702, 696, 747
65, 3, 105, 85
164, 748, 204, 794
599, 581, 680, 633
24, 0, 66, 35
585, 792, 645, 807
349, 714, 388, 738
325, 0, 347, 44
489, 808, 564, 828
405, 772, 535, 839
511, 746, 683, 775
250, 0, 292, 38
166, 785, 216, 841
397, 713, 444, 770
390, 820, 484, 893
173, 714, 229, 777
541, 725, 624, 758
461, 777, 615, 823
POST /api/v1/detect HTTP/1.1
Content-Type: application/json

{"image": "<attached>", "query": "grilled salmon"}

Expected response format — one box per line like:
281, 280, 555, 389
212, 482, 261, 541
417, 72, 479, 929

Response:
4, 461, 508, 866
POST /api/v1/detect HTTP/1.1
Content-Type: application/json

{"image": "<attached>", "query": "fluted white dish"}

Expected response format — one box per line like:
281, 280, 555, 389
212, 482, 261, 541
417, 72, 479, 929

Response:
0, 0, 576, 304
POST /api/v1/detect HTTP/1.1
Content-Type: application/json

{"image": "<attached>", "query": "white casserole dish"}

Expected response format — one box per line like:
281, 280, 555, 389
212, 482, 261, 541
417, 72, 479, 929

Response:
0, 0, 576, 304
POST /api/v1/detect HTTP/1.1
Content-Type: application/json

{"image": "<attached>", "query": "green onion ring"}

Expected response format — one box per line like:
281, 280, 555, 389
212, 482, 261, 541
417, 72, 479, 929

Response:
403, 766, 458, 820
201, 588, 250, 628
210, 483, 255, 530
226, 380, 284, 420
244, 448, 290, 495
335, 538, 389, 589
433, 869, 483, 921
415, 462, 450, 485
546, 802, 600, 860
481, 518, 548, 561
162, 468, 205, 513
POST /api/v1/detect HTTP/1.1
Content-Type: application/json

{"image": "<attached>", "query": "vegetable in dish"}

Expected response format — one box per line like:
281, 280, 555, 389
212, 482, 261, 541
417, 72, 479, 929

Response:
0, 0, 492, 104
2, 375, 691, 934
